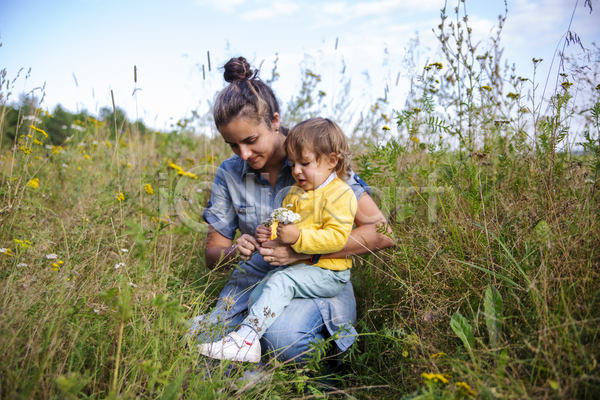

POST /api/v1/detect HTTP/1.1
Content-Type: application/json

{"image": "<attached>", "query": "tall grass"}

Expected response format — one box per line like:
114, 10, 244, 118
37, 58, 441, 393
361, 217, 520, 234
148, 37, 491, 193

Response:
1, 2, 599, 398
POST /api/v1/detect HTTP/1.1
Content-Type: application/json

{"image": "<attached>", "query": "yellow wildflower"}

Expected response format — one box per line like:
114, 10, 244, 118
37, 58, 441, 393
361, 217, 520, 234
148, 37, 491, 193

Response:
421, 373, 449, 384
19, 146, 33, 155
179, 170, 198, 179
168, 162, 184, 173
27, 134, 32, 138
0, 248, 13, 256
402, 350, 409, 357
412, 108, 421, 113
410, 136, 420, 143
382, 126, 390, 131
430, 352, 447, 358
428, 62, 443, 70
13, 239, 31, 249
58, 260, 64, 264
480, 85, 492, 91
83, 154, 90, 160
561, 81, 573, 89
104, 141, 112, 148
29, 125, 48, 138
507, 92, 519, 100
26, 178, 39, 189
456, 382, 477, 396
116, 192, 125, 201
32, 139, 43, 145
144, 183, 154, 195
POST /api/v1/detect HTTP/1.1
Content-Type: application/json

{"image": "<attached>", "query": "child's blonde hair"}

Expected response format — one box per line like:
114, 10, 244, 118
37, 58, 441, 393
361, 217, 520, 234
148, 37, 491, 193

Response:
285, 117, 351, 179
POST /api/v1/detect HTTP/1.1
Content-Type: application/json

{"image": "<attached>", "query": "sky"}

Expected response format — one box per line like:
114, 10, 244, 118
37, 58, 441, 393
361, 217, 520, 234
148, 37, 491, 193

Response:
1, 0, 598, 132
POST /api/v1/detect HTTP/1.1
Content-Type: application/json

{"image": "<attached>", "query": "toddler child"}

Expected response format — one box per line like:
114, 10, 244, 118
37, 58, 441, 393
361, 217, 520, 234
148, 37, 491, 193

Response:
198, 117, 357, 363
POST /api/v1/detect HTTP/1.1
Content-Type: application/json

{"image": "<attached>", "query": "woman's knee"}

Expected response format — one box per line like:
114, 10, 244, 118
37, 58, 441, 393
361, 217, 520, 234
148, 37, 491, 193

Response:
261, 326, 327, 363
259, 298, 328, 362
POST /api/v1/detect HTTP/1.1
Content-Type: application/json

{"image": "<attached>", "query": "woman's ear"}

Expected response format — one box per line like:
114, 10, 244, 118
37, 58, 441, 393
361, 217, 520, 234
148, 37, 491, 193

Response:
272, 113, 280, 132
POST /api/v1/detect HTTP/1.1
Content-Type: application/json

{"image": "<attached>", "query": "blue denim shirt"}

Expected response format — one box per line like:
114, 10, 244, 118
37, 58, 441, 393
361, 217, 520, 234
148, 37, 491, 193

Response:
202, 155, 371, 352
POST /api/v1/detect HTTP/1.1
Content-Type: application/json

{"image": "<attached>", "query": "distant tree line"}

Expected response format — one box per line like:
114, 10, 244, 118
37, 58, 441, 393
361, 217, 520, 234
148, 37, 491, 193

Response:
1, 96, 149, 149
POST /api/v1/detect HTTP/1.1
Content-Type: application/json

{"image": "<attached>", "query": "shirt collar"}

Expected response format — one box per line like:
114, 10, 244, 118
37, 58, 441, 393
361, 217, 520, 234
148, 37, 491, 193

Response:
316, 171, 338, 190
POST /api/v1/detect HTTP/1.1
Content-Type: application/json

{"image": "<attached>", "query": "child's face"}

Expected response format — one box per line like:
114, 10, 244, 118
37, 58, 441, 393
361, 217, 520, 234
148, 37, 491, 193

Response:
289, 148, 337, 191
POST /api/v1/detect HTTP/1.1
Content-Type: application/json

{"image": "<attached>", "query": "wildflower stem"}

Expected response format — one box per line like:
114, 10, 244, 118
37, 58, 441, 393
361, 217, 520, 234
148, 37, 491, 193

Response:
112, 318, 125, 394
57, 214, 70, 260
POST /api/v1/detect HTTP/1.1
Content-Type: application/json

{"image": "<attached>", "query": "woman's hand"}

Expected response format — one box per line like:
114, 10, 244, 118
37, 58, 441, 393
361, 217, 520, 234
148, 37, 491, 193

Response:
234, 234, 260, 261
276, 223, 300, 244
258, 240, 310, 266
255, 225, 273, 243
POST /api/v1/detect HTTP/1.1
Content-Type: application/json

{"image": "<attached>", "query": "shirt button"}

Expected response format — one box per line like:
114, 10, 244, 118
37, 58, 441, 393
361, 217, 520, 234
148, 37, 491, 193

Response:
268, 192, 272, 196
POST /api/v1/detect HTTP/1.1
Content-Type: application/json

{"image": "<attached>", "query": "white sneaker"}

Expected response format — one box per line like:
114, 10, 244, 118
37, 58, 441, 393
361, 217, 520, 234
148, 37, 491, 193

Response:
198, 332, 261, 363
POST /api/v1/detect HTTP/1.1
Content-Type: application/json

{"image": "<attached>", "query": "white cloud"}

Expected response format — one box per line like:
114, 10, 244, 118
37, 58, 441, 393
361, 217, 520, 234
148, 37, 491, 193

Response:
241, 0, 300, 20
312, 0, 445, 27
197, 0, 246, 13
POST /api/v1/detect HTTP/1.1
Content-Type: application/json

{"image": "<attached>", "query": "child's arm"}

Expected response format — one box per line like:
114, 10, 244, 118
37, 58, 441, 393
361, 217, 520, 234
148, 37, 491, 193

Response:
277, 223, 300, 244
276, 191, 300, 244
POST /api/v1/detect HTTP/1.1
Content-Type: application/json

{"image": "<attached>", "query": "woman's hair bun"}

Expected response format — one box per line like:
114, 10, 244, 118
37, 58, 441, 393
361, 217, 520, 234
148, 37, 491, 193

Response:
223, 56, 256, 83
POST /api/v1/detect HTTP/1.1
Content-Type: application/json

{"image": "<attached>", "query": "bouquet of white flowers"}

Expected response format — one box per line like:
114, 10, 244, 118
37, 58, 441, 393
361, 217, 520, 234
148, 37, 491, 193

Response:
262, 206, 300, 227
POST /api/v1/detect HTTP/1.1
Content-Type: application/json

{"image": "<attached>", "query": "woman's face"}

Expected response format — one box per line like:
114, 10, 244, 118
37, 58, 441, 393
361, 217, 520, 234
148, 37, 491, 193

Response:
219, 114, 282, 171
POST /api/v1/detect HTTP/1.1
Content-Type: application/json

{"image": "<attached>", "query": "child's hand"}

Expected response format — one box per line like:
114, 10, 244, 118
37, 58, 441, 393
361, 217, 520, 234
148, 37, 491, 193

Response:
255, 225, 273, 243
277, 223, 300, 244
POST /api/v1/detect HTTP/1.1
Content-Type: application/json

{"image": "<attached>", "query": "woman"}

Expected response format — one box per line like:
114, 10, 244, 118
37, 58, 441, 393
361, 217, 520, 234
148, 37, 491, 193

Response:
188, 56, 394, 363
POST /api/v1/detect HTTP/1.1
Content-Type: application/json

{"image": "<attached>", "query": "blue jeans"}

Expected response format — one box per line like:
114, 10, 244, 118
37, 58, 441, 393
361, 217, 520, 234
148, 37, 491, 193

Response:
188, 296, 332, 362
187, 254, 357, 363
243, 264, 351, 340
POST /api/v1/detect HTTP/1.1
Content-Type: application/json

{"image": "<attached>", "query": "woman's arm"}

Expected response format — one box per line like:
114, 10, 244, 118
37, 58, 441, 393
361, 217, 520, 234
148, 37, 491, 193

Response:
320, 193, 395, 258
205, 226, 260, 270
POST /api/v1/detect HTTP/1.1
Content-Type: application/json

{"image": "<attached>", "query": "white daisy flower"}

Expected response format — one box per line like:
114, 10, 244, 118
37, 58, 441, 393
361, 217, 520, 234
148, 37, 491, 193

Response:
0, 248, 8, 253
269, 207, 301, 225
46, 253, 58, 259
121, 249, 129, 253
115, 262, 125, 269
17, 263, 28, 267
61, 163, 69, 168
127, 282, 137, 288
45, 145, 53, 149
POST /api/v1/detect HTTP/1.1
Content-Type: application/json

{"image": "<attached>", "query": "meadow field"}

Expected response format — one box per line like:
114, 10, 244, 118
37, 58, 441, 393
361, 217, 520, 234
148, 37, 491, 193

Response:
1, 4, 599, 399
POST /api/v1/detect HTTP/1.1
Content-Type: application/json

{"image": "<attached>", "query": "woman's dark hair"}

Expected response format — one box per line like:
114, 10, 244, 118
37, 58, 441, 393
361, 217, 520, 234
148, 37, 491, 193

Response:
214, 57, 281, 130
